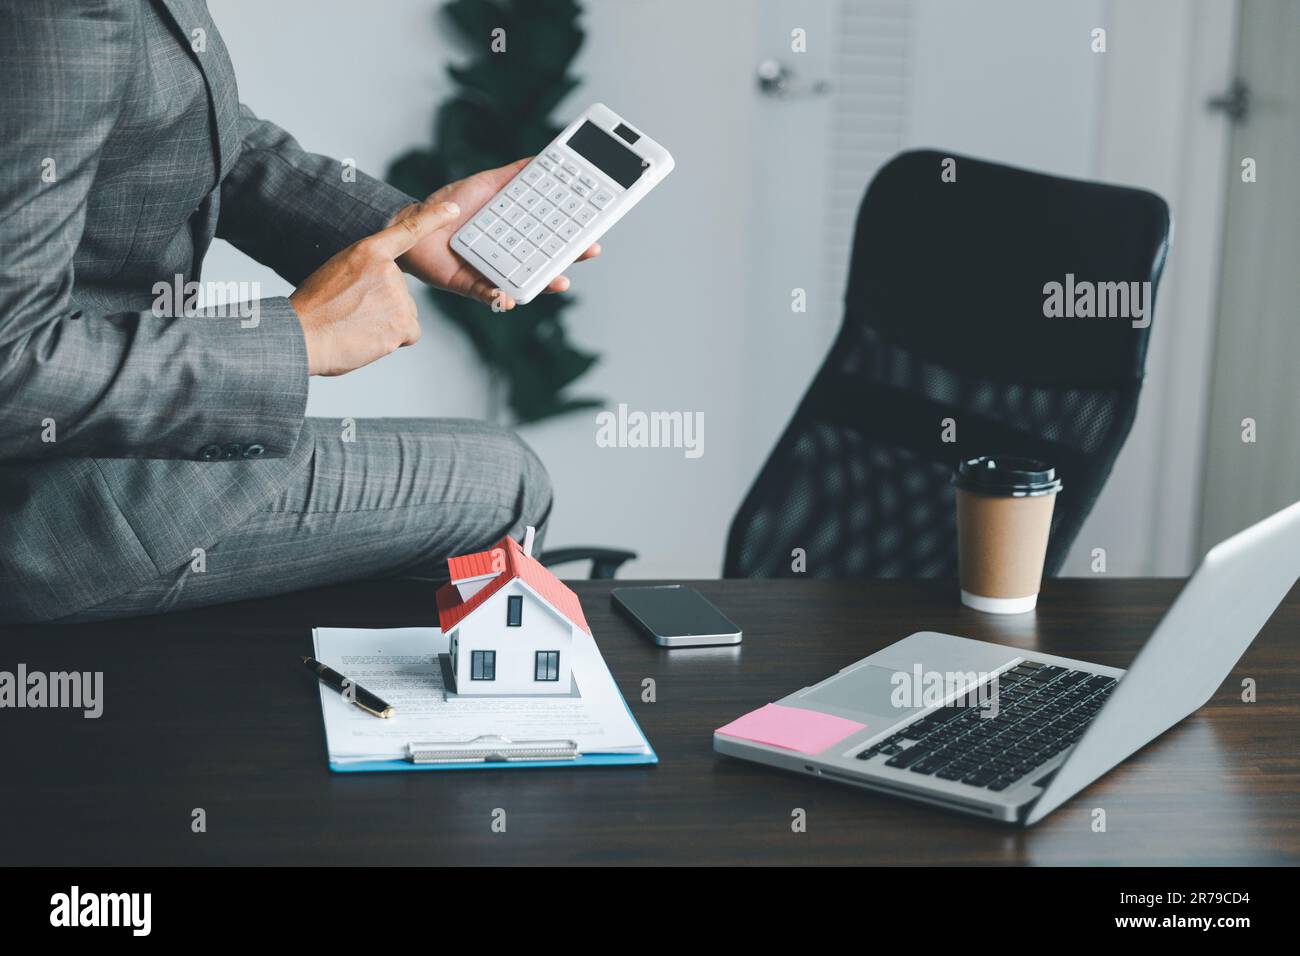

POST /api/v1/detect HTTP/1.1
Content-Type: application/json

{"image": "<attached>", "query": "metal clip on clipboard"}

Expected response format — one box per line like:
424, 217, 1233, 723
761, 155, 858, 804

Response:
407, 735, 580, 764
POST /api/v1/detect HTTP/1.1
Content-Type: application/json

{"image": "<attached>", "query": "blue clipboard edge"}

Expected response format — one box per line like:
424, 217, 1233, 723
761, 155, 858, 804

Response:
329, 750, 658, 773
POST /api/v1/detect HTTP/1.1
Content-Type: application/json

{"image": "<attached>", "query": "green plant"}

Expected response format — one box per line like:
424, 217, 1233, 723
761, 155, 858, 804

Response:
387, 0, 601, 424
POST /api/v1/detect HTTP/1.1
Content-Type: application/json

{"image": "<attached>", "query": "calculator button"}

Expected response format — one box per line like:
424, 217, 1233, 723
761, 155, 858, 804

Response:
475, 244, 518, 277
512, 239, 537, 262
507, 263, 532, 288
544, 210, 567, 232
545, 149, 563, 163
500, 231, 522, 252
591, 189, 614, 209
457, 225, 482, 247
533, 200, 555, 221
555, 169, 572, 184
557, 219, 582, 242
505, 181, 529, 201
560, 195, 583, 216
487, 219, 511, 241
502, 204, 525, 226
517, 216, 540, 235
473, 212, 497, 231
574, 204, 598, 226
579, 174, 597, 189
536, 176, 558, 195
532, 228, 554, 254
541, 235, 566, 258
489, 196, 512, 216
521, 165, 544, 185
537, 157, 555, 172
509, 252, 549, 289
561, 162, 579, 177
571, 181, 591, 198
518, 190, 544, 213
549, 186, 571, 206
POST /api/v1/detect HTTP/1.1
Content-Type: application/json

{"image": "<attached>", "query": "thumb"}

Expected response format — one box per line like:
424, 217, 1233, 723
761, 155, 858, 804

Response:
368, 201, 459, 259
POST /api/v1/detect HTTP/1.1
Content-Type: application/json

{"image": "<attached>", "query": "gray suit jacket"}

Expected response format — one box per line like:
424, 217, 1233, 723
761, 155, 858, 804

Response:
0, 0, 414, 622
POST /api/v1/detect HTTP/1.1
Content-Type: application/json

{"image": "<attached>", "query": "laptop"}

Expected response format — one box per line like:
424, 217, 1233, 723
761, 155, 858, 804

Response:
714, 500, 1300, 824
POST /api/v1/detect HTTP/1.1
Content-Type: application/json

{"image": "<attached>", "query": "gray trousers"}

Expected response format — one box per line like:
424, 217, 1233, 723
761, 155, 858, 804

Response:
57, 419, 553, 623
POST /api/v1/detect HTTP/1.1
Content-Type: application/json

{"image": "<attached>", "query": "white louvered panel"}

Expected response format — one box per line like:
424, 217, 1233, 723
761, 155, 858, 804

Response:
820, 0, 912, 315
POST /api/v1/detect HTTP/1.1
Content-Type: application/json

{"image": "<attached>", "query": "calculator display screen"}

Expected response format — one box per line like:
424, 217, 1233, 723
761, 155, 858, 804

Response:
566, 121, 644, 189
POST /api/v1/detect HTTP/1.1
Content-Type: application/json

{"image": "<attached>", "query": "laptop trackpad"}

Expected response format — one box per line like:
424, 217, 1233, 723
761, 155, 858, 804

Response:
793, 664, 924, 726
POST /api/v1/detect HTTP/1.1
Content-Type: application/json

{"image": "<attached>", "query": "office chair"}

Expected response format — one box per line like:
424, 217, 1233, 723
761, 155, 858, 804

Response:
539, 546, 637, 580
724, 149, 1171, 579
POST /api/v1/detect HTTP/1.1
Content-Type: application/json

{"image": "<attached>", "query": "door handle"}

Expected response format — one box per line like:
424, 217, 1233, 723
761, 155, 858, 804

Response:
1206, 78, 1251, 123
756, 58, 831, 98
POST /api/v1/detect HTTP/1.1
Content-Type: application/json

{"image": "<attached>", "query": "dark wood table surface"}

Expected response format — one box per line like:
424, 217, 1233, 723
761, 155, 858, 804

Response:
1, 578, 1296, 866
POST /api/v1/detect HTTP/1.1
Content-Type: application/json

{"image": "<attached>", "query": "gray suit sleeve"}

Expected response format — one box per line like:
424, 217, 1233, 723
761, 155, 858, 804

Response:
216, 104, 417, 285
0, 1, 308, 463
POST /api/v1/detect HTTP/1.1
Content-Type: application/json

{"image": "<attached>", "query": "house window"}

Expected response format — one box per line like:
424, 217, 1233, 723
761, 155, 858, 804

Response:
471, 650, 496, 681
535, 651, 560, 682
506, 595, 523, 627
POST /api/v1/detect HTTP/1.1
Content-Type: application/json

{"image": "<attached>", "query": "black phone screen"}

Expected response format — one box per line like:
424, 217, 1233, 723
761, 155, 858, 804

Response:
612, 586, 739, 637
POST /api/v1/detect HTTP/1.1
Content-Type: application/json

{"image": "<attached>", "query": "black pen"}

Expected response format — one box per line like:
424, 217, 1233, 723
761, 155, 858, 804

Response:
301, 655, 395, 718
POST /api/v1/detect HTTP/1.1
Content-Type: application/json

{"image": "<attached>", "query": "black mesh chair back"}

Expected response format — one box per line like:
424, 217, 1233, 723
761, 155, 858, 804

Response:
724, 150, 1171, 579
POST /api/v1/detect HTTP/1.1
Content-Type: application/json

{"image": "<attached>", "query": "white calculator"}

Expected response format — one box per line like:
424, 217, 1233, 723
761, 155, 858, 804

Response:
451, 103, 674, 305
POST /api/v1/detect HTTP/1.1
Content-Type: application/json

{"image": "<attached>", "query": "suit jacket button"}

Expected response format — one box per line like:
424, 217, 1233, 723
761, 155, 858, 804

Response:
243, 443, 266, 459
198, 444, 222, 461
222, 443, 243, 460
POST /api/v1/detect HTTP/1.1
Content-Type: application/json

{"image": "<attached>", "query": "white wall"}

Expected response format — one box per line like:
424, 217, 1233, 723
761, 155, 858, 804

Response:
517, 1, 761, 578
1081, 0, 1237, 574
204, 0, 1221, 579
904, 0, 1105, 178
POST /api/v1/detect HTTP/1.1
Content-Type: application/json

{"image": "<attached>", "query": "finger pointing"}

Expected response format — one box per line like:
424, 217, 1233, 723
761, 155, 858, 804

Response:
369, 201, 459, 259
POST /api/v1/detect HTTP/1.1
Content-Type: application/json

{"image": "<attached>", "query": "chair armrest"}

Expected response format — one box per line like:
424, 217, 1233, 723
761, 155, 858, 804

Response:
538, 547, 638, 580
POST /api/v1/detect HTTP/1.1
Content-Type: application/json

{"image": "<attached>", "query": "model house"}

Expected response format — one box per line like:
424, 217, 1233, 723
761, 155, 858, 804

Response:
436, 527, 590, 695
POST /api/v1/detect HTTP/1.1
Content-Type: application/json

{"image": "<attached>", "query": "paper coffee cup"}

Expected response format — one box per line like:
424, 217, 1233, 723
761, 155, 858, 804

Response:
954, 456, 1062, 614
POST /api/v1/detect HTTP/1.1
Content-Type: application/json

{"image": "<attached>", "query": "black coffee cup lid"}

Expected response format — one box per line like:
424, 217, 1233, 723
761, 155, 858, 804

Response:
953, 456, 1062, 497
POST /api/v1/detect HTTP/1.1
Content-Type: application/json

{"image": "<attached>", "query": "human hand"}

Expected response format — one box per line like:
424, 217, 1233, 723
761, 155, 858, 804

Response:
290, 200, 461, 376
392, 158, 601, 310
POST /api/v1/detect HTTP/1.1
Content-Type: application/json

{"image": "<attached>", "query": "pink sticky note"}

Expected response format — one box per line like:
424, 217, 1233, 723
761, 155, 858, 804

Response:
715, 703, 866, 755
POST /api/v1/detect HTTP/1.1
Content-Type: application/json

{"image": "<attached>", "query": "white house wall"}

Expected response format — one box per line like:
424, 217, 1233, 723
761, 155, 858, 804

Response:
452, 581, 573, 694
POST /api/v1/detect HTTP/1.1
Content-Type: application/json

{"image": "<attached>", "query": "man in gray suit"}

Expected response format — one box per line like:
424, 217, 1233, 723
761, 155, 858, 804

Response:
0, 1, 597, 623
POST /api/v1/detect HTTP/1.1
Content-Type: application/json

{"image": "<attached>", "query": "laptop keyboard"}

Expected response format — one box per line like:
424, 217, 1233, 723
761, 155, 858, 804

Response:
855, 660, 1118, 792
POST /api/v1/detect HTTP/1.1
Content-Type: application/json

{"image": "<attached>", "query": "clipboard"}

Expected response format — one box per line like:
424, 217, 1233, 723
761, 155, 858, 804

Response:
315, 626, 657, 773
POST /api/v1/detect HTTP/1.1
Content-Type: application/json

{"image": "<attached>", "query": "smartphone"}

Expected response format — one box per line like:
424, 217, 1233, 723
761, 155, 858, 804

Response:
611, 585, 742, 647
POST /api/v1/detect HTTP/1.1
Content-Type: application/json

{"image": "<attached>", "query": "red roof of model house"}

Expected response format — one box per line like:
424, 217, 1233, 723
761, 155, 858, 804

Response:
436, 533, 591, 635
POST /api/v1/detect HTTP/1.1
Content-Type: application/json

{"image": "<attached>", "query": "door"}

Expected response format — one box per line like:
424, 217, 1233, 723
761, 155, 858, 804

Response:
1198, 0, 1300, 550
742, 0, 910, 474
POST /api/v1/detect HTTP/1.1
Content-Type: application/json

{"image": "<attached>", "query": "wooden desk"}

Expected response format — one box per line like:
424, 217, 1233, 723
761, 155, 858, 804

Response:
0, 579, 1296, 865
